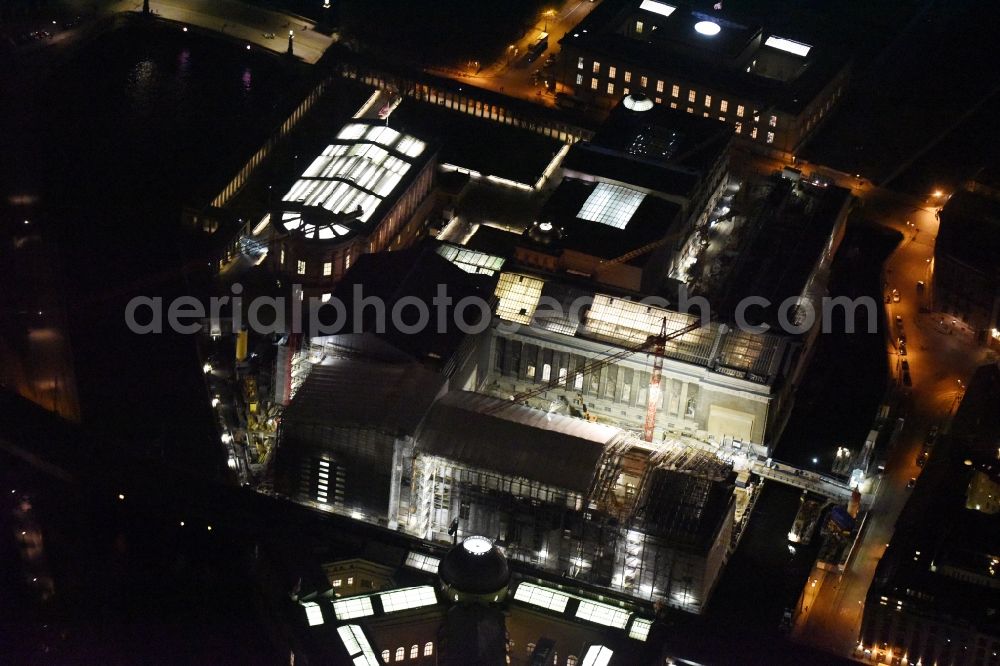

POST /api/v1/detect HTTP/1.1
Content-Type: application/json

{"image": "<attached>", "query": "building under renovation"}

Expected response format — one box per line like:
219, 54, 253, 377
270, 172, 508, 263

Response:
397, 391, 735, 614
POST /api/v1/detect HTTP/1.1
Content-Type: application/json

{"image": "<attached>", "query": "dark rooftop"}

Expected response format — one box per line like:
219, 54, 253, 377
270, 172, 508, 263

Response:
562, 0, 851, 114
636, 468, 735, 552
534, 177, 684, 260
936, 189, 1000, 278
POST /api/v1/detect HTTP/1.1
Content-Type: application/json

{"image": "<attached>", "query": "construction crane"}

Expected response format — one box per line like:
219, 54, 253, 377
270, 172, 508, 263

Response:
485, 317, 704, 443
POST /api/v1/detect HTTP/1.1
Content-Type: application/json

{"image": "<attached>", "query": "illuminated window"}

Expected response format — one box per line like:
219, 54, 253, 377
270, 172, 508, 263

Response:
567, 658, 578, 666
576, 73, 583, 85
640, 75, 648, 87
671, 84, 679, 97
719, 116, 725, 121
395, 647, 405, 662
657, 98, 663, 104
769, 115, 777, 127
623, 87, 629, 95
720, 100, 728, 112
297, 260, 306, 275
333, 579, 342, 587
607, 82, 614, 95
423, 643, 433, 657
608, 66, 617, 79
279, 248, 285, 265
687, 107, 693, 113
410, 645, 418, 659
669, 101, 677, 108
575, 373, 583, 390
380, 586, 438, 613
333, 596, 374, 620
635, 20, 643, 33
577, 183, 646, 229
527, 364, 536, 378
347, 577, 354, 585
576, 600, 631, 629
382, 650, 390, 663
737, 104, 745, 117
704, 94, 711, 107
323, 261, 332, 276
764, 35, 811, 57
629, 617, 653, 641
592, 61, 600, 74
591, 78, 598, 90
688, 89, 696, 103
577, 56, 584, 69
767, 131, 775, 144
751, 127, 758, 139
302, 601, 324, 626
542, 364, 551, 381
513, 582, 570, 612
624, 71, 631, 83
657, 80, 665, 93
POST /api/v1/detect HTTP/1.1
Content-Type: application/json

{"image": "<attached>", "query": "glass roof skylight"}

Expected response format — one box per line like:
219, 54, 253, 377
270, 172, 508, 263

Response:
436, 245, 505, 275
302, 601, 325, 626
581, 645, 614, 666
577, 183, 647, 229
379, 586, 438, 613
337, 625, 381, 666
575, 599, 631, 629
513, 582, 571, 613
276, 122, 427, 242
638, 0, 676, 17
404, 551, 440, 574
764, 36, 812, 57
694, 20, 721, 36
629, 617, 653, 641
333, 596, 375, 620
495, 273, 545, 325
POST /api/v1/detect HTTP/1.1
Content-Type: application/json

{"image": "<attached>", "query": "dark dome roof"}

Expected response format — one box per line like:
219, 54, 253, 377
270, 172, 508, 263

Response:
439, 536, 510, 595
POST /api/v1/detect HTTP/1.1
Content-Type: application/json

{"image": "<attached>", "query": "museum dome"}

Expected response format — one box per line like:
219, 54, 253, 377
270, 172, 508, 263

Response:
439, 536, 511, 599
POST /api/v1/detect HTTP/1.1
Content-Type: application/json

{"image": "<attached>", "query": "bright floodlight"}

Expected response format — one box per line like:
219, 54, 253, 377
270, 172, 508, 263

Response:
578, 183, 647, 229
462, 535, 493, 555
764, 36, 812, 57
694, 21, 721, 36
623, 94, 655, 112
638, 0, 676, 17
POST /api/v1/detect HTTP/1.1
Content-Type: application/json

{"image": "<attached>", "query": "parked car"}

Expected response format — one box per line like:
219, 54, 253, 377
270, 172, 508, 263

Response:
892, 289, 901, 303
916, 451, 928, 467
899, 340, 907, 356
907, 477, 916, 489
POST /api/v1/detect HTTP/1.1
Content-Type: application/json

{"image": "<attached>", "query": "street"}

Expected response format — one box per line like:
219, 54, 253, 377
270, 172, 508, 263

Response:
423, 0, 598, 108
790, 188, 997, 656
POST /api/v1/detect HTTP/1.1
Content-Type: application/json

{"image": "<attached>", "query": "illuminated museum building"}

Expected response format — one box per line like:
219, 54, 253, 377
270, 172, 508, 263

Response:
287, 534, 663, 665
248, 120, 437, 297
557, 0, 851, 156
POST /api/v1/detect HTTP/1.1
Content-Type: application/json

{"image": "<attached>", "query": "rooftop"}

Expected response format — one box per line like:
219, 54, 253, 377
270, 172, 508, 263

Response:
414, 391, 625, 494
936, 189, 1000, 278
563, 0, 850, 114
635, 468, 735, 552
268, 120, 435, 244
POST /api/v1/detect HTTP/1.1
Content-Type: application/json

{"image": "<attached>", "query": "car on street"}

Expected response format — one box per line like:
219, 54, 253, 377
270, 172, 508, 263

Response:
907, 477, 917, 489
892, 289, 901, 303
899, 340, 907, 355
916, 451, 928, 467
925, 425, 938, 447
896, 314, 903, 326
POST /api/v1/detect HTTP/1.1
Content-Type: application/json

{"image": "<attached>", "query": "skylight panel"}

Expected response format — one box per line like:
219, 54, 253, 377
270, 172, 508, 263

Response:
380, 586, 438, 613
302, 601, 325, 626
404, 551, 441, 574
495, 273, 545, 325
337, 625, 381, 666
581, 645, 614, 666
513, 582, 570, 613
575, 599, 631, 629
639, 0, 676, 17
333, 596, 375, 620
577, 183, 647, 229
764, 36, 811, 57
629, 617, 653, 641
337, 123, 367, 140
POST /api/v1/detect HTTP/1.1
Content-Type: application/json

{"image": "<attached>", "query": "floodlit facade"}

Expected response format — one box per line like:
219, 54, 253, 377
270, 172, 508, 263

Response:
558, 0, 851, 155
245, 120, 437, 296
397, 391, 736, 614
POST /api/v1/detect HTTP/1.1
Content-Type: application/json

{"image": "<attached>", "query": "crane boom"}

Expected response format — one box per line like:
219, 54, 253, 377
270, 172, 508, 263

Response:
643, 318, 668, 443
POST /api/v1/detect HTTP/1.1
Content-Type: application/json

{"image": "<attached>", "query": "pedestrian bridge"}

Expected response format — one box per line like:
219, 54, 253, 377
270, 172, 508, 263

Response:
748, 460, 855, 503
